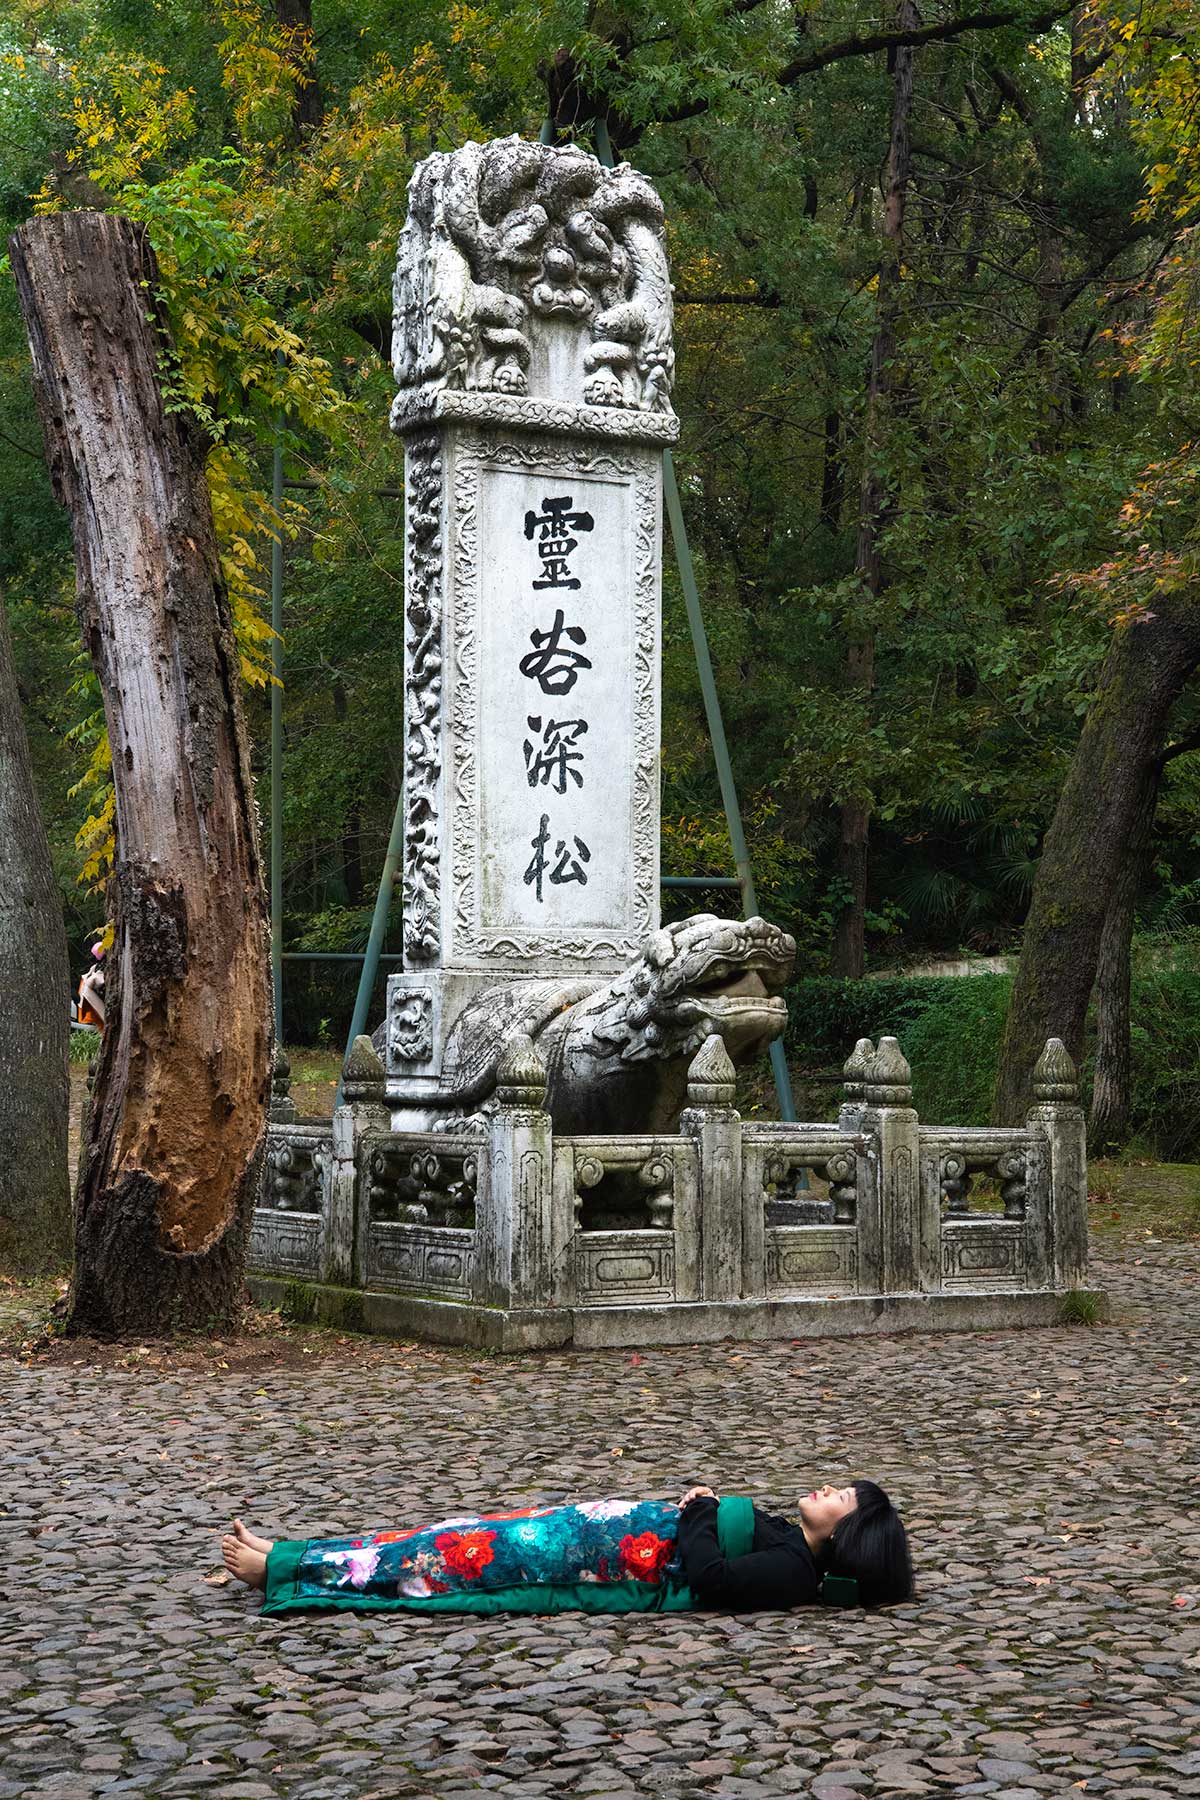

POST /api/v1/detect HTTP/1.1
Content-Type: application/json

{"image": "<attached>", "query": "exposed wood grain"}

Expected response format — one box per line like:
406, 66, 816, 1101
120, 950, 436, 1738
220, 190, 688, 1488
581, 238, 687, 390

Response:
10, 210, 271, 1333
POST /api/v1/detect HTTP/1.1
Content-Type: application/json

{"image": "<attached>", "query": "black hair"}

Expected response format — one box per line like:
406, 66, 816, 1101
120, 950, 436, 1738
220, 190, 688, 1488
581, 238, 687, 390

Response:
824, 1480, 913, 1607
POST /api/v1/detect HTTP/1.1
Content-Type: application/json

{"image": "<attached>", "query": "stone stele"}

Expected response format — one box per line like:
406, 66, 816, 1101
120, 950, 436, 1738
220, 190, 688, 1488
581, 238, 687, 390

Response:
378, 135, 794, 1132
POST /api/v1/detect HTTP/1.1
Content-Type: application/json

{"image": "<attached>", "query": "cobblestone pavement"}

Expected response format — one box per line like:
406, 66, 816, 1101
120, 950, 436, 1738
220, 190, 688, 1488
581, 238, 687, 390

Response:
5, 1244, 1200, 1800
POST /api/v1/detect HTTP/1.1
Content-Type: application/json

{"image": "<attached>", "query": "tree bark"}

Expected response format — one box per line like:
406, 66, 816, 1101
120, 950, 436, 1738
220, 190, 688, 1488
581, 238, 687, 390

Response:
819, 410, 845, 531
274, 0, 323, 135
10, 211, 271, 1335
831, 6, 917, 979
993, 593, 1200, 1121
1088, 770, 1157, 1151
0, 597, 72, 1274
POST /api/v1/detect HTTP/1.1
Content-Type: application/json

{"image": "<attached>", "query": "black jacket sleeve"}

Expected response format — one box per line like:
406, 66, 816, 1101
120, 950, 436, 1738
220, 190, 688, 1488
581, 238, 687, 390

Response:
676, 1498, 820, 1611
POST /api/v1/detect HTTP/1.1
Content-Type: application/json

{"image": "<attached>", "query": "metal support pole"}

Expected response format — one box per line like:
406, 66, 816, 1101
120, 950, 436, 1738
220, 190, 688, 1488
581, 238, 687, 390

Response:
663, 456, 797, 1122
270, 427, 284, 1043
336, 790, 406, 1106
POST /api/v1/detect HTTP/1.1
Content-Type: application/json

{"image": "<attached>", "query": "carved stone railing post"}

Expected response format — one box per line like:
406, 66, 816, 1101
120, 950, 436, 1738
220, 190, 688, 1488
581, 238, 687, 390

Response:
331, 1035, 388, 1286
838, 1037, 875, 1133
680, 1035, 749, 1300
862, 1037, 930, 1293
1026, 1038, 1088, 1289
478, 1033, 553, 1309
268, 1048, 297, 1124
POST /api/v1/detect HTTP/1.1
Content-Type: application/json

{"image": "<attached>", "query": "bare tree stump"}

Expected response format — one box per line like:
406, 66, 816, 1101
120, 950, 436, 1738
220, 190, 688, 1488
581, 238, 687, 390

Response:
10, 211, 271, 1334
0, 597, 71, 1273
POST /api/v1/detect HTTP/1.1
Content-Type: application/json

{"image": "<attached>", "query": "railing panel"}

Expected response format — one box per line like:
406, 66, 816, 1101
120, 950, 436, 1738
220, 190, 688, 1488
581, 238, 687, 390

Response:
249, 1206, 325, 1279
921, 1127, 1048, 1293
250, 1124, 332, 1279
364, 1222, 475, 1298
553, 1136, 699, 1305
742, 1128, 874, 1294
574, 1228, 677, 1305
764, 1225, 858, 1297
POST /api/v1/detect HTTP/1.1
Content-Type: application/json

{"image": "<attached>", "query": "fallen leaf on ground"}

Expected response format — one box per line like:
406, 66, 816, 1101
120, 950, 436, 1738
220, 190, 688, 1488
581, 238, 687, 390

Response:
204, 1571, 230, 1586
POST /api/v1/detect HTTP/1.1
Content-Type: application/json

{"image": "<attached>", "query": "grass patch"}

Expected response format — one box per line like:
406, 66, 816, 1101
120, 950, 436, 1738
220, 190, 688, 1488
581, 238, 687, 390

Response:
1088, 1158, 1200, 1243
1059, 1289, 1102, 1326
284, 1046, 341, 1119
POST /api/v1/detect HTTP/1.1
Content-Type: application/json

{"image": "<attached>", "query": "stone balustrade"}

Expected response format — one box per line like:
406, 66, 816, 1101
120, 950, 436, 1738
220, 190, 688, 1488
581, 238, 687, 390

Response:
246, 1032, 1099, 1349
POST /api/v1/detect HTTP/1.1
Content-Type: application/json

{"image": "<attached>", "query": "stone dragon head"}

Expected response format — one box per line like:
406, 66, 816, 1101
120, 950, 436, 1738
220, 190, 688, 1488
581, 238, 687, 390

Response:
574, 914, 795, 1067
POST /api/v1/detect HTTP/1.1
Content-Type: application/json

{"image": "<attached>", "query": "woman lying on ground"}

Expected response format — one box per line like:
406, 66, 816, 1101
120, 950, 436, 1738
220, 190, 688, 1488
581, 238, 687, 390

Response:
220, 1478, 913, 1617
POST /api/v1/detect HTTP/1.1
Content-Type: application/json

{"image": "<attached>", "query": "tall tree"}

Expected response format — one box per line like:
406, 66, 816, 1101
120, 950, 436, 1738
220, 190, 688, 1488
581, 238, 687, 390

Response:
993, 593, 1200, 1121
832, 2, 918, 978
0, 595, 71, 1274
10, 210, 271, 1335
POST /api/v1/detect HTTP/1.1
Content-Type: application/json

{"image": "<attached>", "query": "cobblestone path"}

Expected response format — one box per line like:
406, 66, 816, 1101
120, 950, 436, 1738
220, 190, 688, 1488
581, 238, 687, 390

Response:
4, 1245, 1200, 1800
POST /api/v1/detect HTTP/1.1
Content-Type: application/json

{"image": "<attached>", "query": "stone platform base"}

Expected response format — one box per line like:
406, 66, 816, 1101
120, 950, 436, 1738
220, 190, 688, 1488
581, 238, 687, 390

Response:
248, 1277, 1108, 1352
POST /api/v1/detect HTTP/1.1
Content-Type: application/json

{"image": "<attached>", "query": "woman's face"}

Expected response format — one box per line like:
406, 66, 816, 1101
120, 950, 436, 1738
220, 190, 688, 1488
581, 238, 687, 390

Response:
797, 1483, 858, 1542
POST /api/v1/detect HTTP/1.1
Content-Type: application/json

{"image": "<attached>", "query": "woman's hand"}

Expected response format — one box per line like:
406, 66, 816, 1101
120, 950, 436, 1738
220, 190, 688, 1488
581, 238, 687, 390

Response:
677, 1485, 718, 1508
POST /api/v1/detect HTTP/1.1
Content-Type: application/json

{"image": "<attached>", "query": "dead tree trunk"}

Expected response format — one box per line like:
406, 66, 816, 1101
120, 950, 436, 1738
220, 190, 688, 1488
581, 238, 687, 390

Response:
0, 598, 72, 1274
993, 593, 1200, 1121
831, 5, 917, 978
10, 211, 271, 1335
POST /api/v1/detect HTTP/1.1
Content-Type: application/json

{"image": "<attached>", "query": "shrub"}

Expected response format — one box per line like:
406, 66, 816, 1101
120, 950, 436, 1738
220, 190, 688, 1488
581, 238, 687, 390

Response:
783, 975, 1011, 1125
1126, 964, 1200, 1159
784, 962, 1200, 1153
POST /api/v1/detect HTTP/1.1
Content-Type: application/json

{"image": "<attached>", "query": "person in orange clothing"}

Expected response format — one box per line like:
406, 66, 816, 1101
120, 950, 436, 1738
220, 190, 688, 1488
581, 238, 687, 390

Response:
77, 940, 106, 1030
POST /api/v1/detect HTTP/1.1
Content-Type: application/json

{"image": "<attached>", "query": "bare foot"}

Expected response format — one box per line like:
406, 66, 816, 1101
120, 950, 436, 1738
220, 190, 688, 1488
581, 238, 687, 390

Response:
222, 1533, 268, 1590
232, 1518, 274, 1556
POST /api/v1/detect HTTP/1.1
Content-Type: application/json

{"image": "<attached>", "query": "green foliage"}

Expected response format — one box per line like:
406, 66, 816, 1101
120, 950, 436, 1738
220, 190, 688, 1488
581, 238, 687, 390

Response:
784, 974, 1011, 1125
785, 962, 1200, 1155
900, 977, 1013, 1127
68, 1027, 100, 1065
1, 0, 1199, 1017
1126, 963, 1200, 1160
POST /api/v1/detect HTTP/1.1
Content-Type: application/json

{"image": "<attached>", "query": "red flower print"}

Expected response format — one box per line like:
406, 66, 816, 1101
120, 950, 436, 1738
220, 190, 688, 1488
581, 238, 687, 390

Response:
617, 1531, 672, 1584
372, 1530, 410, 1544
435, 1528, 497, 1580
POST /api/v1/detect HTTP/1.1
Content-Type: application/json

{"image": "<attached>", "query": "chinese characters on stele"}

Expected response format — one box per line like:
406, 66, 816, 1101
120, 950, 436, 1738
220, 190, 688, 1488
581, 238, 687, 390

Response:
519, 496, 598, 904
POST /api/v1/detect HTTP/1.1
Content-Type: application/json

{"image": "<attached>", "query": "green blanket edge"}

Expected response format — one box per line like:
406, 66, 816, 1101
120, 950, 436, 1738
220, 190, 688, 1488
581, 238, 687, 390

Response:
261, 1494, 755, 1618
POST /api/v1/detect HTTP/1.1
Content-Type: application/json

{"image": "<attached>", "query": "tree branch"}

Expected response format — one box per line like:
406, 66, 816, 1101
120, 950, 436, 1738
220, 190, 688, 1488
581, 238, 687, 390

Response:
775, 1, 1077, 86
655, 1, 1078, 126
0, 423, 44, 464
675, 291, 782, 307
1161, 729, 1200, 768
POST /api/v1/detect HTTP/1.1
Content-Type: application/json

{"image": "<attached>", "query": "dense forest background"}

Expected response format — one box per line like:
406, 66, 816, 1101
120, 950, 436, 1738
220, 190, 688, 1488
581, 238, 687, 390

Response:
3, 0, 1199, 1138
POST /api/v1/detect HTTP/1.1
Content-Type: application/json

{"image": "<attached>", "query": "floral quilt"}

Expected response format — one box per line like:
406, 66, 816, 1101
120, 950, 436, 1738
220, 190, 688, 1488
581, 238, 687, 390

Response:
269, 1499, 684, 1612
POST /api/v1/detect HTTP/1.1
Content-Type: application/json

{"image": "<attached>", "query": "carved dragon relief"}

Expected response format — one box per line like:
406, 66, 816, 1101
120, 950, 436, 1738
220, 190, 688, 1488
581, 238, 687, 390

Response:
392, 137, 675, 419
402, 431, 443, 962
